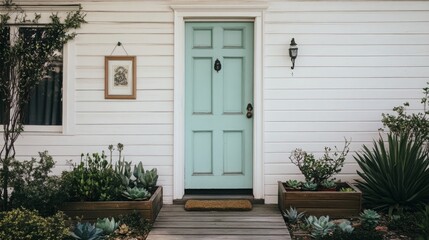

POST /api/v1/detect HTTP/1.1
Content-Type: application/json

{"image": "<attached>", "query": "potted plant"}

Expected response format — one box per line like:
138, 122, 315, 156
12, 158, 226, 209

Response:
60, 144, 163, 223
278, 140, 362, 218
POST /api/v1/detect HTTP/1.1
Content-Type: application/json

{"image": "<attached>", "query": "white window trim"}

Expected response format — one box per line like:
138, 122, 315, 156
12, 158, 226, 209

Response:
2, 33, 76, 135
171, 3, 267, 200
0, 6, 80, 135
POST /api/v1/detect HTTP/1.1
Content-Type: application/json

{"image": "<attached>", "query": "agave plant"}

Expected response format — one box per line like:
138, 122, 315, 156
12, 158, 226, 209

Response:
355, 132, 429, 214
122, 186, 151, 200
282, 206, 305, 224
95, 217, 119, 235
70, 222, 103, 240
360, 209, 381, 230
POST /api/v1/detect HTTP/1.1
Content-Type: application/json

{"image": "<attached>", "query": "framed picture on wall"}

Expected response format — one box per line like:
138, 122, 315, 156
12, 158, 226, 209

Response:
105, 56, 136, 99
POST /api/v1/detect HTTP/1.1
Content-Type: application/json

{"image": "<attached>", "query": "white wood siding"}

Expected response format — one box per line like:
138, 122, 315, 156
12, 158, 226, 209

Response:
263, 0, 429, 203
7, 0, 429, 204
12, 1, 176, 203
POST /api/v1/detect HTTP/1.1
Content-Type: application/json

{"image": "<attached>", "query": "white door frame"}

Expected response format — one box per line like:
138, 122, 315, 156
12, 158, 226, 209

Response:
171, 3, 267, 200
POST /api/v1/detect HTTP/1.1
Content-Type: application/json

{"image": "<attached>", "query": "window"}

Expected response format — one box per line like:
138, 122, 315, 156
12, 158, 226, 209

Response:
0, 27, 63, 126
0, 27, 9, 125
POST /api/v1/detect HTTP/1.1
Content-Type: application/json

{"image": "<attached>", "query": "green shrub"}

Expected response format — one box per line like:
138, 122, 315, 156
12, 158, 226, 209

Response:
289, 140, 350, 187
0, 208, 70, 240
8, 151, 66, 216
62, 152, 122, 201
355, 132, 429, 213
382, 83, 429, 142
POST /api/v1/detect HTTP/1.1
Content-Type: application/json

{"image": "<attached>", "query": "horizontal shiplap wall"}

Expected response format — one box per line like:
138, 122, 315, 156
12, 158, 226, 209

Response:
264, 1, 429, 203
8, 0, 429, 205
12, 1, 175, 203
263, 0, 429, 203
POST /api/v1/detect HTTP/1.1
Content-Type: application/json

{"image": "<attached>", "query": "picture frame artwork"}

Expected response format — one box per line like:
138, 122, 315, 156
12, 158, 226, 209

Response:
105, 56, 136, 99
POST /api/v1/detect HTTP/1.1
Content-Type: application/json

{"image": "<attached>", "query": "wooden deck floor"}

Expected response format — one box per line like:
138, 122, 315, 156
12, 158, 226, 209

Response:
147, 204, 291, 240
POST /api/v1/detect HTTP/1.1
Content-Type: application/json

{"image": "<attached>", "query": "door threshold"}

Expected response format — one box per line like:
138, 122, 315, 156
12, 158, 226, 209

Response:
185, 189, 253, 195
174, 189, 264, 205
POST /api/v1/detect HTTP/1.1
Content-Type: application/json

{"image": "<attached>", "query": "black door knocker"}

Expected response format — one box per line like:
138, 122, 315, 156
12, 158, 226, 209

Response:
214, 59, 221, 72
246, 103, 253, 119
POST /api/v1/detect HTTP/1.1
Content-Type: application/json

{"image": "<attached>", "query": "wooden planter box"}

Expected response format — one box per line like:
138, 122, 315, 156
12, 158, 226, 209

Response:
278, 181, 361, 218
61, 186, 163, 223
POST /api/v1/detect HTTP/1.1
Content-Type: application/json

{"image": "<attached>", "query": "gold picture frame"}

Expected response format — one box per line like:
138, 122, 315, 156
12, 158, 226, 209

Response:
104, 56, 136, 99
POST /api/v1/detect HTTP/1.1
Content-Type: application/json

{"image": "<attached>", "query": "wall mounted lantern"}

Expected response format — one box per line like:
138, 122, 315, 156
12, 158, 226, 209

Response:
289, 38, 298, 70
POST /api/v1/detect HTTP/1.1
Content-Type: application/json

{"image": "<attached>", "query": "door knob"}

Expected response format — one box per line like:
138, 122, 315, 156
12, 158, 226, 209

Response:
246, 103, 253, 119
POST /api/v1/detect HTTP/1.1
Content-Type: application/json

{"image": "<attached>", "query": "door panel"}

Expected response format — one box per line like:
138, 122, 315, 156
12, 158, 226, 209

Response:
192, 58, 213, 114
223, 57, 243, 114
185, 22, 254, 189
192, 131, 213, 174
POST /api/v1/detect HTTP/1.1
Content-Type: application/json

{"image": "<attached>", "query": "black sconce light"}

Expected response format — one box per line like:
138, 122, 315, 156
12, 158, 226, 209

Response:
289, 38, 298, 70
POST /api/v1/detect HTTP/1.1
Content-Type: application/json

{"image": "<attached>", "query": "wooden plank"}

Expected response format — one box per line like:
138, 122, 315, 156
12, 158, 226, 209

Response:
295, 208, 360, 218
265, 77, 428, 90
148, 235, 290, 240
155, 216, 283, 223
148, 205, 291, 239
284, 199, 359, 208
149, 228, 289, 235
61, 187, 163, 223
285, 192, 361, 200
153, 221, 287, 228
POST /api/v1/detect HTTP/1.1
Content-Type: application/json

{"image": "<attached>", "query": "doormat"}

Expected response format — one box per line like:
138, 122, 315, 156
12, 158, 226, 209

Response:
184, 199, 252, 211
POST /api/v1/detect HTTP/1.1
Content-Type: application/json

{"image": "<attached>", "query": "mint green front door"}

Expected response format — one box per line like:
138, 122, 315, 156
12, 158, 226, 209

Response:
185, 22, 254, 189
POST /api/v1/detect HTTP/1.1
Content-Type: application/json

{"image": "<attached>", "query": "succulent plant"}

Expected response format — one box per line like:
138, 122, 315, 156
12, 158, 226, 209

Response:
360, 209, 381, 230
116, 224, 130, 235
285, 179, 302, 190
70, 222, 103, 240
339, 187, 354, 192
95, 217, 119, 235
122, 186, 151, 200
115, 158, 132, 186
302, 181, 318, 191
139, 168, 158, 191
320, 179, 336, 189
133, 162, 145, 181
283, 206, 305, 224
338, 220, 354, 233
116, 159, 158, 193
306, 215, 335, 238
